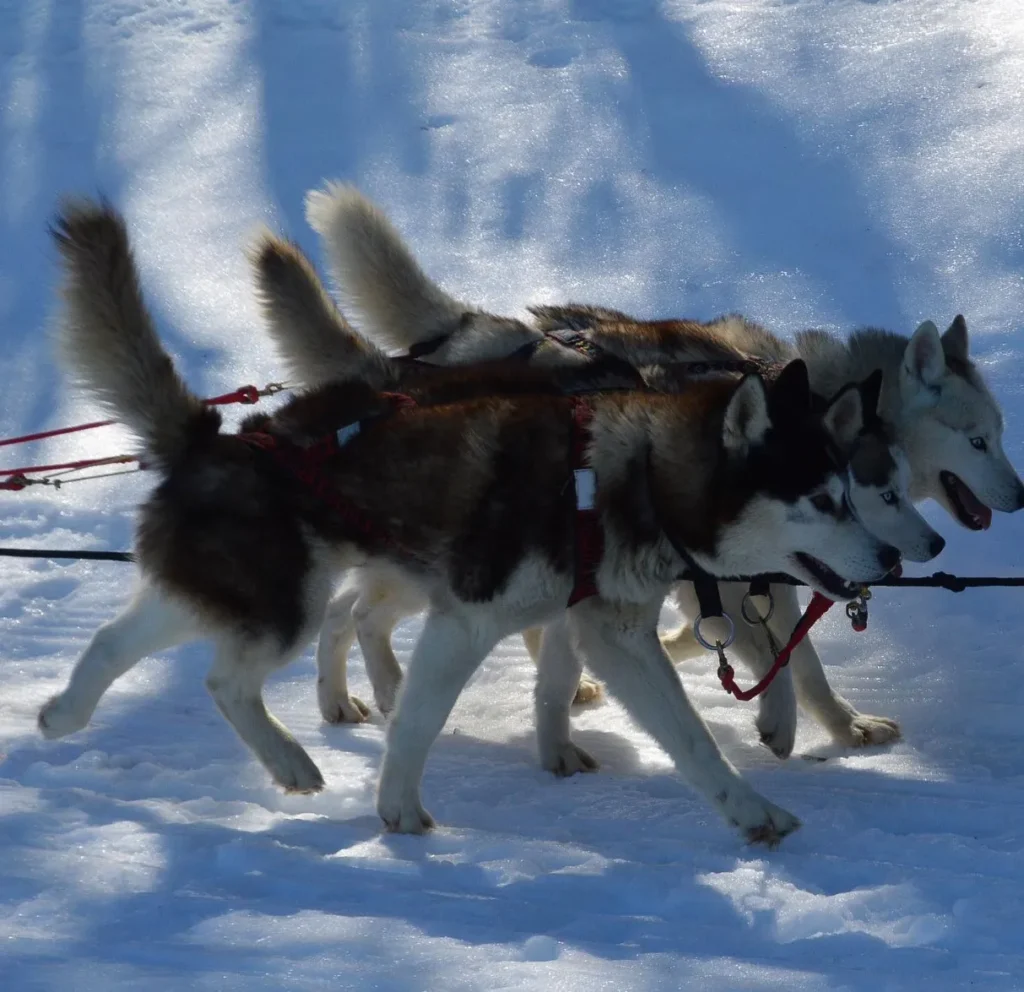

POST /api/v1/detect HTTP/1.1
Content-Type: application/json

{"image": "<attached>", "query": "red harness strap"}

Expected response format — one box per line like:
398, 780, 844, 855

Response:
717, 591, 834, 701
567, 397, 603, 607
240, 393, 417, 546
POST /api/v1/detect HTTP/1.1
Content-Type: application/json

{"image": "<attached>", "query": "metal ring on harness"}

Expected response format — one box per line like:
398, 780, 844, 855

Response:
741, 589, 775, 626
693, 612, 736, 651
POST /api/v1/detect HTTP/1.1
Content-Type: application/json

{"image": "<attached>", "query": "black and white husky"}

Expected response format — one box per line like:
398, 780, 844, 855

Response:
38, 200, 901, 845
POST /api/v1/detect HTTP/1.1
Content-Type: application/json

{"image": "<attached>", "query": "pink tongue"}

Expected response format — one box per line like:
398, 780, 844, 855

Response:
954, 477, 993, 529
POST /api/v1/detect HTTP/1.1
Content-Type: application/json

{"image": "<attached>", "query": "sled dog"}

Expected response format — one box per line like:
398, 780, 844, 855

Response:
39, 200, 900, 845
250, 226, 934, 728
271, 182, 1023, 758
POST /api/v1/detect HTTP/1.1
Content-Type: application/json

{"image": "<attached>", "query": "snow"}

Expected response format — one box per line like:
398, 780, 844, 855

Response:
3, 0, 1024, 989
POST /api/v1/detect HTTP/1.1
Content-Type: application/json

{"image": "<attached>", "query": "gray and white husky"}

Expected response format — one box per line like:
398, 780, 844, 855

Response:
39, 200, 900, 845
285, 182, 1024, 756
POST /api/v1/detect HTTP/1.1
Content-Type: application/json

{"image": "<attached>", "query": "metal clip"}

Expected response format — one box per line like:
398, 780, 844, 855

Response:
694, 612, 736, 651
715, 640, 732, 680
845, 586, 871, 632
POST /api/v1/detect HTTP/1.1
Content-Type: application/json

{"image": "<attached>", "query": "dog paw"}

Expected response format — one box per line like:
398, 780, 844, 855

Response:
269, 745, 325, 794
744, 805, 802, 849
38, 693, 90, 739
571, 675, 604, 706
318, 691, 371, 725
756, 682, 798, 760
718, 786, 801, 849
541, 741, 599, 777
834, 713, 902, 749
378, 796, 435, 834
660, 623, 704, 663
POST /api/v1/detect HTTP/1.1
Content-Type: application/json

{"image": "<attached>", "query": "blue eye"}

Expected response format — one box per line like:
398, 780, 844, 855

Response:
970, 436, 987, 452
882, 490, 898, 505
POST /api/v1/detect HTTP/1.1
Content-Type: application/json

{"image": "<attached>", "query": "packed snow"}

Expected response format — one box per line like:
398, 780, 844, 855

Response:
2, 0, 1024, 989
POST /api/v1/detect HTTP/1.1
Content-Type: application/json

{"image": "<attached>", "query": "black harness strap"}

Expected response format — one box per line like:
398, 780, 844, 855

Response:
664, 533, 725, 619
406, 333, 454, 360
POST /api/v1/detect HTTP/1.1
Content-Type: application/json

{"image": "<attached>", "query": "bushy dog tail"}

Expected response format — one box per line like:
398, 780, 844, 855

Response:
51, 199, 219, 469
249, 232, 394, 389
303, 182, 472, 352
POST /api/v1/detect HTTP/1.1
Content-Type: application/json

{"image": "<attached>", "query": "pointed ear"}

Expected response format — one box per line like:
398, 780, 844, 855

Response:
823, 382, 865, 449
858, 368, 884, 425
941, 314, 969, 364
902, 320, 946, 390
723, 374, 771, 455
767, 358, 811, 425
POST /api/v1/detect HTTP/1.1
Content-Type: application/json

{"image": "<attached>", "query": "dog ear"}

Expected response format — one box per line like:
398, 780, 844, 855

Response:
901, 320, 946, 393
822, 382, 865, 449
766, 358, 811, 425
858, 368, 884, 425
723, 373, 771, 454
941, 314, 969, 364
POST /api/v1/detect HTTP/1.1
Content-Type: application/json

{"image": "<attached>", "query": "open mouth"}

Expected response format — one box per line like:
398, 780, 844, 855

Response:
791, 553, 861, 600
939, 471, 992, 531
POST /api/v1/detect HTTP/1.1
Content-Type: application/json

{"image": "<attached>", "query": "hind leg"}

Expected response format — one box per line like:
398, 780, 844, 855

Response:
523, 624, 604, 705
377, 606, 502, 833
353, 578, 425, 716
207, 634, 324, 793
39, 583, 198, 739
770, 584, 901, 748
316, 579, 371, 724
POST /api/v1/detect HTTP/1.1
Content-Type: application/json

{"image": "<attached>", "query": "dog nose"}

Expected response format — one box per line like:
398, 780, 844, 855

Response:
1015, 480, 1024, 511
877, 545, 901, 574
927, 534, 946, 559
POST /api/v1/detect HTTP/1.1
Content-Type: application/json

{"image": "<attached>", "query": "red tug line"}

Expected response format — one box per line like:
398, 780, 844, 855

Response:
0, 384, 285, 491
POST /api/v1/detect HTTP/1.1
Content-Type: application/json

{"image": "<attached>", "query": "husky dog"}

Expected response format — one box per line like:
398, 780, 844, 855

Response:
38, 200, 899, 845
250, 228, 933, 725
294, 182, 1023, 757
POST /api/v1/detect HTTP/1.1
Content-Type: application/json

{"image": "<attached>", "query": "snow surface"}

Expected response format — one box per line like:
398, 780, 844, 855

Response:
3, 0, 1024, 989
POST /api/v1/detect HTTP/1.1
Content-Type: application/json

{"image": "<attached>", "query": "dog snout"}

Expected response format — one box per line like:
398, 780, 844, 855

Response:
927, 534, 946, 559
1015, 480, 1024, 511
877, 545, 901, 574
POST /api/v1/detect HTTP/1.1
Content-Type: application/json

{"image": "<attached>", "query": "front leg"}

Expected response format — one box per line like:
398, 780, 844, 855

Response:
377, 606, 501, 833
568, 597, 800, 847
768, 584, 901, 748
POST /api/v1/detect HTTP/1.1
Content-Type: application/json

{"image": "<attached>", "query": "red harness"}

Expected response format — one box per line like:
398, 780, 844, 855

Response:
567, 397, 603, 607
242, 394, 604, 608
240, 393, 417, 547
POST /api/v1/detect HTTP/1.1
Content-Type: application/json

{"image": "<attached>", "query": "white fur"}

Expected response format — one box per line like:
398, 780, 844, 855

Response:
39, 584, 198, 739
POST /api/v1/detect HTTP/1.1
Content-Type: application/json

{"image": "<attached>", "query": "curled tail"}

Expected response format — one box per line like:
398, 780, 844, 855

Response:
303, 182, 472, 352
51, 199, 219, 468
249, 232, 394, 388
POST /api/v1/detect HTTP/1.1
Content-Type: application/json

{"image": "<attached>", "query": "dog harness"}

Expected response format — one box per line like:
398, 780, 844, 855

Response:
567, 397, 602, 607
241, 392, 606, 609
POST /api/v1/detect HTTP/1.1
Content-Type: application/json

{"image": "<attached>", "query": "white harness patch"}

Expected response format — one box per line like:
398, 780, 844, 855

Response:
574, 467, 596, 510
336, 421, 362, 447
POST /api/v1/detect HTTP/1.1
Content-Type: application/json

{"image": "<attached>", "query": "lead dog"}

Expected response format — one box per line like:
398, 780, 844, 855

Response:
39, 200, 899, 845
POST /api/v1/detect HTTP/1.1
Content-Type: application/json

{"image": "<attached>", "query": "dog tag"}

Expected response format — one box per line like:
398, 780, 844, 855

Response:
574, 467, 596, 510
